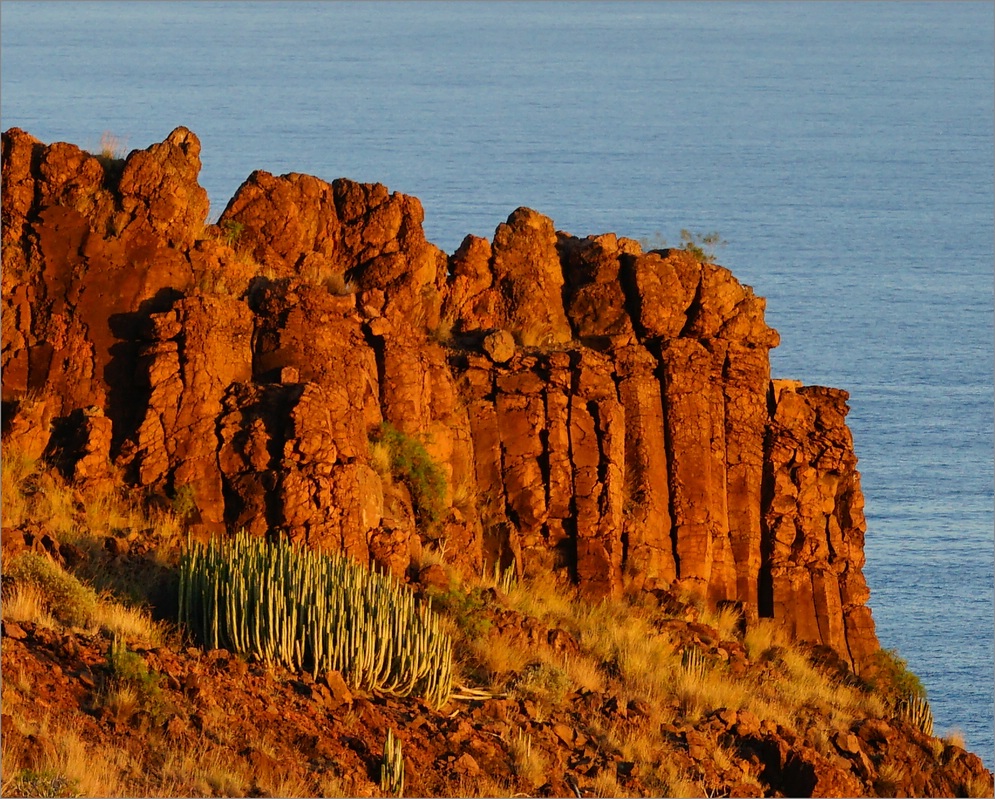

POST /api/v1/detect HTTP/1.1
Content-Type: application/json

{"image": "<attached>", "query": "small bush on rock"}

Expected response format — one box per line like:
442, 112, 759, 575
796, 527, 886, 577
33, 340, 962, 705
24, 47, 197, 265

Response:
679, 229, 726, 262
5, 768, 80, 799
370, 422, 447, 531
866, 647, 927, 702
2, 553, 98, 628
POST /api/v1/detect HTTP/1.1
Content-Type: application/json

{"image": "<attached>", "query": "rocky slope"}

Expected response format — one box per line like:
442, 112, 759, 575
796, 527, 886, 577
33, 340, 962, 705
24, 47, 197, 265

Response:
1, 586, 990, 799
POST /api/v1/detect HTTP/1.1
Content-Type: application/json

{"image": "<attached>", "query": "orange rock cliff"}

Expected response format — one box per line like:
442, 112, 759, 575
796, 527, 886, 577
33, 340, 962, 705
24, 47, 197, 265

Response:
1, 126, 879, 671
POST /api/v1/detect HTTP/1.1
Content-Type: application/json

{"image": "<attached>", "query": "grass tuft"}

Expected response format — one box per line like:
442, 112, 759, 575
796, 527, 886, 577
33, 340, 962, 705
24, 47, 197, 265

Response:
2, 552, 98, 628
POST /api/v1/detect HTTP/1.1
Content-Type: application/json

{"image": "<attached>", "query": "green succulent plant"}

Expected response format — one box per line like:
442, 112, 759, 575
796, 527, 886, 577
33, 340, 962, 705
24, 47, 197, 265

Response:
178, 530, 453, 707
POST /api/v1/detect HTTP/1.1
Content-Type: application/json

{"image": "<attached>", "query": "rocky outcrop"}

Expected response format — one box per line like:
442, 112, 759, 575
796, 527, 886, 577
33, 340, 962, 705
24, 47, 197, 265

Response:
1, 127, 879, 669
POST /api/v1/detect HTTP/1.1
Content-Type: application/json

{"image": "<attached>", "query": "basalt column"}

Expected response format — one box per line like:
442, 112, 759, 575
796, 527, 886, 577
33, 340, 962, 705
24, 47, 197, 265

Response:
763, 383, 878, 669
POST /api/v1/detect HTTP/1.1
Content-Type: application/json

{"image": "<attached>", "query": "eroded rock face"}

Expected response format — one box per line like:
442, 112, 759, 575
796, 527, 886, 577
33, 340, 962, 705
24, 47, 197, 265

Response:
1, 127, 879, 668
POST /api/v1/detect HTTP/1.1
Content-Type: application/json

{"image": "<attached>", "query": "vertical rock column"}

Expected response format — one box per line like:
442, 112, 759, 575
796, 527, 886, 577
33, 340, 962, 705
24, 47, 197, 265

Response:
570, 350, 626, 599
130, 295, 254, 533
494, 359, 550, 577
613, 344, 678, 590
659, 338, 727, 599
723, 343, 774, 619
762, 383, 878, 669
461, 354, 520, 573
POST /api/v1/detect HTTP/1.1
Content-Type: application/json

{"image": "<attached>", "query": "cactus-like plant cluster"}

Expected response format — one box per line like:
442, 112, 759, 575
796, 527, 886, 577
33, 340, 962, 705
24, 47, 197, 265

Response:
898, 692, 934, 737
681, 646, 707, 680
492, 561, 517, 594
178, 531, 453, 706
380, 729, 404, 798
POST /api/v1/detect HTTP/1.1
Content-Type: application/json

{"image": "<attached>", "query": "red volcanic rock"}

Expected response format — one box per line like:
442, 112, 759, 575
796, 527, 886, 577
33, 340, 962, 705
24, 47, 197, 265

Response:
491, 207, 573, 348
115, 126, 209, 248
1, 127, 882, 668
481, 330, 515, 364
558, 232, 637, 342
763, 383, 878, 668
1, 397, 54, 462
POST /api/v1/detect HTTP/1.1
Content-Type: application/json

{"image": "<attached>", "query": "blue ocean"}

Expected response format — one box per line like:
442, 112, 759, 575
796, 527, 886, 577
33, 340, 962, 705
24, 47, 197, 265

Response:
2, 1, 992, 767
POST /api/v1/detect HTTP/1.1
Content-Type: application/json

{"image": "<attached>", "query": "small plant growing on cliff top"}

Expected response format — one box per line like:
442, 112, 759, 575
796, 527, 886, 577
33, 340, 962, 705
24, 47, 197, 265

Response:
370, 422, 448, 531
679, 229, 727, 262
636, 230, 727, 261
92, 131, 127, 169
93, 132, 128, 186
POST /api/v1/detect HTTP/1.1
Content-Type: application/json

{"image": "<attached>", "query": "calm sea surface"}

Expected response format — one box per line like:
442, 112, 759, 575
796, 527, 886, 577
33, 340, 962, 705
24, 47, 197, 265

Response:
3, 1, 993, 765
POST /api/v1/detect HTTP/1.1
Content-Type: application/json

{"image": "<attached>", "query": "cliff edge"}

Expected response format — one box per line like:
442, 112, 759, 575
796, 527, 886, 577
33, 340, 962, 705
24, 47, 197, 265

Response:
2, 126, 876, 671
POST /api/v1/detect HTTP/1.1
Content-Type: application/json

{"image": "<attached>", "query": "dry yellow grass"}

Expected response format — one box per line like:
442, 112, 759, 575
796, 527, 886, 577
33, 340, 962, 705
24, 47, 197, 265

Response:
102, 682, 141, 725
2, 447, 177, 651
467, 633, 531, 688
2, 713, 135, 798
2, 445, 183, 552
97, 132, 127, 161
591, 769, 630, 798
152, 734, 254, 797
448, 476, 477, 516
444, 569, 897, 797
90, 598, 164, 646
557, 650, 606, 694
506, 729, 545, 789
1, 582, 59, 629
1, 449, 37, 529
2, 549, 164, 646
944, 728, 967, 749
3, 460, 80, 540
368, 438, 393, 479
1, 708, 319, 799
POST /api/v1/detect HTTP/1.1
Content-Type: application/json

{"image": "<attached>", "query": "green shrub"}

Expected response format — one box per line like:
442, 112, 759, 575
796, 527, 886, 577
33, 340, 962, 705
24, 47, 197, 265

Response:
178, 531, 454, 707
679, 229, 727, 262
170, 484, 198, 520
371, 422, 447, 531
2, 553, 97, 627
6, 768, 81, 798
104, 635, 167, 721
637, 230, 726, 261
428, 585, 493, 639
218, 219, 245, 248
512, 661, 571, 709
107, 636, 162, 696
866, 648, 927, 705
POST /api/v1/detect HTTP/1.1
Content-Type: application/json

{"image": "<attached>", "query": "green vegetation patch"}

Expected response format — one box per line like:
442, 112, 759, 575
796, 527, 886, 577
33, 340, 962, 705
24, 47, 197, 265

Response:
427, 585, 493, 639
104, 636, 169, 723
866, 647, 927, 702
2, 552, 98, 627
371, 422, 448, 531
679, 229, 727, 262
5, 768, 81, 799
